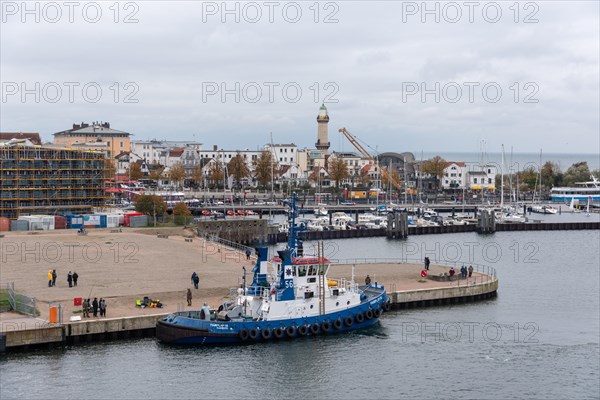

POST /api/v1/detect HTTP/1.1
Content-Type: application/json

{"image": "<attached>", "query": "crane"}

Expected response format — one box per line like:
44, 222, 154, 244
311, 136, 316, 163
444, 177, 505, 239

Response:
338, 127, 404, 192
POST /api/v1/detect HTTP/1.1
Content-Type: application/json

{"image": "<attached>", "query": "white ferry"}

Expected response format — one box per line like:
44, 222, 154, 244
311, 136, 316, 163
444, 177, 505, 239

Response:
550, 175, 600, 202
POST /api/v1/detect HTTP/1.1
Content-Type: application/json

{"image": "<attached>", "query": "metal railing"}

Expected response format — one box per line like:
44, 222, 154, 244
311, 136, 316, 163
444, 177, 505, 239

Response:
1, 282, 38, 317
207, 235, 255, 255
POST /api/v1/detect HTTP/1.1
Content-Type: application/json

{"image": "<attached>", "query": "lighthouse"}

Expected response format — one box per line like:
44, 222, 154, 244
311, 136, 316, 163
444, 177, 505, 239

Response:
315, 104, 330, 152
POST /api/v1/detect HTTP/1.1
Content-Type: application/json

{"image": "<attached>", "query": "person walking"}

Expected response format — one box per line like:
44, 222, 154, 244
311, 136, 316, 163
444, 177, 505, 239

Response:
92, 297, 98, 317
73, 272, 78, 287
52, 269, 57, 287
424, 257, 430, 271
191, 272, 199, 290
47, 270, 53, 287
67, 271, 73, 288
468, 265, 474, 278
186, 289, 192, 306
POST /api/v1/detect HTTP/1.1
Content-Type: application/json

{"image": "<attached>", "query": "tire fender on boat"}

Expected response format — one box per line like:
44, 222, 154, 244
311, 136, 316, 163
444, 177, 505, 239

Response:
239, 329, 249, 341
249, 329, 258, 340
383, 302, 391, 312
310, 324, 319, 335
321, 321, 331, 332
333, 319, 342, 330
355, 313, 364, 324
298, 325, 308, 336
273, 327, 284, 339
344, 317, 353, 327
374, 309, 382, 318
286, 326, 296, 337
261, 329, 272, 340
365, 310, 374, 320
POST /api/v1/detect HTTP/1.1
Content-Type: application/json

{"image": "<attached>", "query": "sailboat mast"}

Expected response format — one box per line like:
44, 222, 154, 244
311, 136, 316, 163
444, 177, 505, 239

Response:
501, 145, 505, 210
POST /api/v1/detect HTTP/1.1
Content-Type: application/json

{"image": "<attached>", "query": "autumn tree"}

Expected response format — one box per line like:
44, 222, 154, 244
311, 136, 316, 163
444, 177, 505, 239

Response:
168, 163, 186, 189
190, 165, 203, 188
382, 167, 401, 189
308, 168, 320, 186
228, 153, 250, 188
518, 166, 538, 190
126, 162, 143, 180
253, 150, 277, 188
172, 202, 192, 225
149, 166, 165, 181
103, 159, 116, 180
356, 168, 371, 187
421, 156, 448, 189
209, 161, 225, 188
134, 194, 167, 216
327, 158, 349, 188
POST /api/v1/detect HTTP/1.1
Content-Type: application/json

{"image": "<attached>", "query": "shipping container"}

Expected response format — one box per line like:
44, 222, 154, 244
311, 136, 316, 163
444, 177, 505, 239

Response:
54, 216, 67, 229
82, 214, 106, 228
18, 215, 55, 230
0, 217, 10, 232
10, 220, 29, 231
129, 215, 148, 228
124, 212, 144, 227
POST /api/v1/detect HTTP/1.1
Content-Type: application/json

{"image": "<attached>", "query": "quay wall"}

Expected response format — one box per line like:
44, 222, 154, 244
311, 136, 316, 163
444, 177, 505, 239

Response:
389, 279, 498, 309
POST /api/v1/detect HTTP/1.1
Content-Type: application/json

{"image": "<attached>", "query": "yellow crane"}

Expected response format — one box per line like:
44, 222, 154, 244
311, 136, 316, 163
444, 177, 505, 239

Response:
338, 127, 404, 192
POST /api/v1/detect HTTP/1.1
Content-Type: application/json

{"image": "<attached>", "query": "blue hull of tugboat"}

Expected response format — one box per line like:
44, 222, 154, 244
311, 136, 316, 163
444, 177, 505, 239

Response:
156, 289, 389, 345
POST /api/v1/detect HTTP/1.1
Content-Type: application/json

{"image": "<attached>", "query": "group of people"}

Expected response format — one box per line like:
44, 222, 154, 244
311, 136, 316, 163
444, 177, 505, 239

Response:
47, 270, 78, 287
449, 265, 474, 278
82, 297, 107, 318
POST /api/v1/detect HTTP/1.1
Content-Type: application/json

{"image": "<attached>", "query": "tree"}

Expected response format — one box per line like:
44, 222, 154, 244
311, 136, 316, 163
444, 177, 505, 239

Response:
540, 161, 560, 189
328, 158, 349, 188
518, 166, 538, 190
149, 166, 165, 181
421, 156, 448, 190
253, 150, 277, 187
308, 168, 320, 186
190, 165, 203, 188
168, 163, 186, 189
173, 202, 191, 225
209, 161, 224, 188
134, 194, 167, 217
228, 153, 250, 188
126, 162, 143, 180
103, 159, 116, 180
563, 162, 591, 186
356, 168, 372, 187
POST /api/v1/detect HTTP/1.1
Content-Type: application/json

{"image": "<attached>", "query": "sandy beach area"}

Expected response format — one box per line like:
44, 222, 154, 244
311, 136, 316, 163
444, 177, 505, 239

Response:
0, 228, 482, 324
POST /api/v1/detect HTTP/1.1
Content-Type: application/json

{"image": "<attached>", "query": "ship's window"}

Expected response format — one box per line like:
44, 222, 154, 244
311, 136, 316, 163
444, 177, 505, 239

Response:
307, 265, 315, 276
347, 301, 350, 305
297, 265, 307, 277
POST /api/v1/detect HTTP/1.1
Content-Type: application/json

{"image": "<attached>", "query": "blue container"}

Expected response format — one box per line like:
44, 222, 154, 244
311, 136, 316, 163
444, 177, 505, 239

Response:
62, 214, 83, 229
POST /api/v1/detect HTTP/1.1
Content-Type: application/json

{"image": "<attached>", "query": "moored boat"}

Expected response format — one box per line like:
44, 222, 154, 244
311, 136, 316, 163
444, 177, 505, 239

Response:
156, 194, 390, 345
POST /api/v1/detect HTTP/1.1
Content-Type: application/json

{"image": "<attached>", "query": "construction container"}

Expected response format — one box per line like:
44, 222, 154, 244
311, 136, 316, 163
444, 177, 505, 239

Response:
54, 216, 67, 229
0, 217, 10, 231
106, 214, 120, 228
124, 212, 144, 227
10, 219, 29, 231
63, 214, 83, 229
18, 215, 55, 230
82, 214, 107, 228
129, 215, 148, 227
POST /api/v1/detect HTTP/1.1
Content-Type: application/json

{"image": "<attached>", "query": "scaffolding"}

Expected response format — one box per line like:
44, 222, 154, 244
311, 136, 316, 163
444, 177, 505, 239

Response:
0, 145, 110, 219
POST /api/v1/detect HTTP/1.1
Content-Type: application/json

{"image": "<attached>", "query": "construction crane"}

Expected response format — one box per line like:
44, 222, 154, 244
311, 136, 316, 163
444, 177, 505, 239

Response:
338, 127, 404, 192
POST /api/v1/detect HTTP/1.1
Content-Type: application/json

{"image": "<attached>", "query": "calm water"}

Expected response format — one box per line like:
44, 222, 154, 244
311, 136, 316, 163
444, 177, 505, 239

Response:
1, 230, 599, 400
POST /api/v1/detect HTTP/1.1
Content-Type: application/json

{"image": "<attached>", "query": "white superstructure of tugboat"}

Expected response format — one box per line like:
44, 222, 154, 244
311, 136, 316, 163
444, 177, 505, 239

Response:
156, 193, 390, 345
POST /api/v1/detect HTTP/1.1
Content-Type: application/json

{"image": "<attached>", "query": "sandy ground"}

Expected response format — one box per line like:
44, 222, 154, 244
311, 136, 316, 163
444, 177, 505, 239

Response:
0, 228, 487, 328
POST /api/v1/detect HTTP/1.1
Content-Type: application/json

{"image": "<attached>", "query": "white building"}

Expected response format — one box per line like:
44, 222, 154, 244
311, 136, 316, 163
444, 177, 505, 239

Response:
441, 162, 497, 190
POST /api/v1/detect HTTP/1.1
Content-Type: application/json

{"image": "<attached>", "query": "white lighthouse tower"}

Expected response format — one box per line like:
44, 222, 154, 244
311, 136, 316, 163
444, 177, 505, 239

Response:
315, 104, 330, 152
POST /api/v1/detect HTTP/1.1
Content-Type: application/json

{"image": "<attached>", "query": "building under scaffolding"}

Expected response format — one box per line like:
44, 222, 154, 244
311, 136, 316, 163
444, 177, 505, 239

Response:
0, 141, 109, 219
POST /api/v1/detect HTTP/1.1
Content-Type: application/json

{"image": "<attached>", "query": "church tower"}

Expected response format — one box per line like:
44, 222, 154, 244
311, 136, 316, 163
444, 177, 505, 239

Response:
315, 104, 330, 152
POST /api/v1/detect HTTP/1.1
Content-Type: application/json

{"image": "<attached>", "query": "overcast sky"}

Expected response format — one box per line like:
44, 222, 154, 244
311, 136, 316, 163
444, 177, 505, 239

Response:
1, 1, 598, 155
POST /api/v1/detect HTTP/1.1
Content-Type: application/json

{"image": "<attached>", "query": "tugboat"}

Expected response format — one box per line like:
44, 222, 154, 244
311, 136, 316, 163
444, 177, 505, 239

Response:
156, 193, 390, 345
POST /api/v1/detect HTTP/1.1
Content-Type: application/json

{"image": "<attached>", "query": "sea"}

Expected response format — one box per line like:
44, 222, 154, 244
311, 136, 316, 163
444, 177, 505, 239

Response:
1, 230, 599, 400
416, 152, 600, 172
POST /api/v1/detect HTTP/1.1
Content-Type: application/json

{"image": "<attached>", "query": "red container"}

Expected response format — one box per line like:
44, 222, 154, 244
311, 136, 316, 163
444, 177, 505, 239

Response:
124, 212, 144, 227
54, 216, 67, 230
0, 217, 9, 231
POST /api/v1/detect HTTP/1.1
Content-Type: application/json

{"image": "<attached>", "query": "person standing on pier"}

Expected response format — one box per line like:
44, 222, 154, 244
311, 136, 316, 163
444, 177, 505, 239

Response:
99, 298, 106, 317
82, 299, 88, 318
191, 272, 199, 289
73, 272, 78, 287
67, 271, 73, 288
92, 297, 98, 317
245, 249, 251, 260
48, 270, 53, 287
468, 265, 473, 278
187, 289, 192, 306
52, 269, 57, 287
424, 257, 430, 271
365, 275, 371, 286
